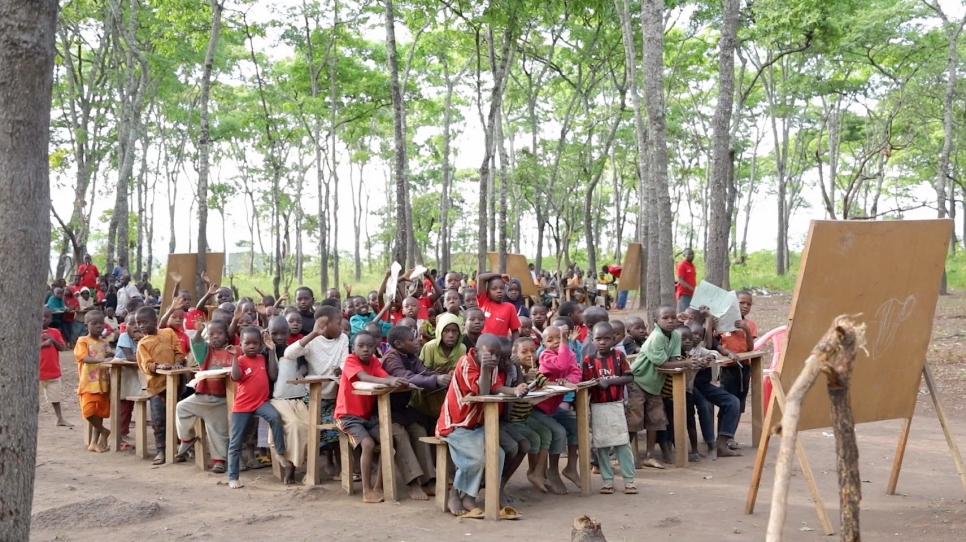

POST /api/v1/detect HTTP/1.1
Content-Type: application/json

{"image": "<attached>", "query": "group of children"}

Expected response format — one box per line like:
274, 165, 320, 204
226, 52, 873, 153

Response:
39, 263, 759, 517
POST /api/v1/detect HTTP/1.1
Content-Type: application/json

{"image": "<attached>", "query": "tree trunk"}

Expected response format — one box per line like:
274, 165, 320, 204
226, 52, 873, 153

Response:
385, 0, 408, 266
440, 55, 454, 273
0, 1, 57, 537
330, 0, 340, 288
496, 101, 509, 271
935, 12, 965, 295
706, 0, 740, 288
197, 0, 223, 296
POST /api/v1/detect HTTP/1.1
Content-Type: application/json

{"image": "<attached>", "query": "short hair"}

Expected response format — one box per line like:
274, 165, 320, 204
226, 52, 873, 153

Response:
398, 317, 417, 329
626, 316, 646, 327
737, 289, 753, 297
592, 321, 614, 336
476, 333, 502, 352
610, 320, 626, 332
267, 316, 288, 333
135, 306, 157, 322
654, 304, 676, 320
295, 286, 314, 298
354, 330, 375, 344
84, 310, 105, 324
206, 319, 228, 334
557, 301, 578, 317
364, 322, 383, 337
465, 307, 485, 319
211, 308, 230, 322
513, 336, 536, 349
125, 298, 143, 312
320, 298, 340, 309
239, 326, 262, 341
315, 305, 342, 321
387, 326, 414, 347
551, 316, 574, 329
583, 307, 609, 328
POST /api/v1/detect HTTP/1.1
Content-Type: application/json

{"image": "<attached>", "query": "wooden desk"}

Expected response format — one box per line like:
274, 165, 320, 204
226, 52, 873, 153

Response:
102, 359, 139, 452
464, 382, 595, 521
658, 367, 690, 468
288, 375, 337, 486
737, 350, 764, 447
157, 366, 197, 464
351, 386, 407, 502
189, 369, 233, 470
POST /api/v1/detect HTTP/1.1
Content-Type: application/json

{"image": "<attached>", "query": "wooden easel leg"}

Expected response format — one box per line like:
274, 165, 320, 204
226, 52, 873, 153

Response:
887, 417, 913, 496
795, 440, 835, 536
923, 363, 966, 495
746, 373, 781, 514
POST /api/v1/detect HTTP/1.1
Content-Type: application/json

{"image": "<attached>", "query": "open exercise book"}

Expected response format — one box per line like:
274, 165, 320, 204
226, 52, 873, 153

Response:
186, 367, 231, 388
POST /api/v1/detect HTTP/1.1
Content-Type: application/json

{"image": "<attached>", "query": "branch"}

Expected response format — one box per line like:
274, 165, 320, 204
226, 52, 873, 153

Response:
51, 206, 81, 256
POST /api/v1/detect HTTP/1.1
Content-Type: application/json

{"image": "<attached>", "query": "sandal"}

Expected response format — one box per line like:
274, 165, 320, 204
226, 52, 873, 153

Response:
152, 453, 165, 466
600, 484, 615, 494
499, 506, 522, 520
624, 483, 639, 494
211, 463, 226, 474
456, 507, 485, 519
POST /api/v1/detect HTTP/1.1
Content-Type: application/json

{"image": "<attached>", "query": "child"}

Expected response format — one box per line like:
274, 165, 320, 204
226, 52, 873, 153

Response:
441, 289, 462, 316
717, 291, 757, 435
582, 322, 637, 495
349, 294, 392, 344
462, 288, 478, 310
519, 316, 539, 347
474, 272, 521, 341
686, 320, 742, 458
611, 320, 627, 354
623, 316, 647, 356
40, 308, 71, 427
506, 278, 530, 318
414, 313, 466, 418
365, 322, 389, 357
284, 311, 305, 344
174, 319, 235, 473
507, 337, 560, 493
335, 331, 408, 503
534, 325, 582, 494
160, 297, 190, 358
46, 287, 70, 345
113, 313, 146, 450
462, 308, 485, 350
227, 326, 292, 488
497, 336, 530, 504
530, 304, 549, 334
285, 305, 348, 476
628, 305, 693, 467
74, 310, 112, 452
294, 286, 316, 334
266, 316, 311, 483
557, 301, 586, 341
134, 305, 186, 465
103, 306, 119, 345
436, 334, 525, 517
549, 316, 582, 362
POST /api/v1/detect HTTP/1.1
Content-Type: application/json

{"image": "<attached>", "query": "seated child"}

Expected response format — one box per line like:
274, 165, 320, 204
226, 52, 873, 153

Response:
582, 321, 637, 495
533, 325, 582, 494
74, 310, 112, 452
462, 288, 478, 310
717, 290, 758, 425
441, 289, 462, 316
519, 317, 538, 347
497, 336, 530, 504
461, 308, 485, 350
364, 322, 389, 357
530, 304, 548, 336
349, 295, 392, 344
687, 317, 742, 458
135, 306, 186, 465
436, 334, 524, 516
160, 297, 190, 359
335, 331, 409, 503
114, 314, 146, 449
174, 319, 235, 473
40, 308, 71, 427
419, 307, 439, 345
227, 326, 293, 488
413, 313, 465, 417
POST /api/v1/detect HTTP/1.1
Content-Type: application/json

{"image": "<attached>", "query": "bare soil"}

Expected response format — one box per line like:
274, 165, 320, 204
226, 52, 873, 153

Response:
30, 293, 966, 541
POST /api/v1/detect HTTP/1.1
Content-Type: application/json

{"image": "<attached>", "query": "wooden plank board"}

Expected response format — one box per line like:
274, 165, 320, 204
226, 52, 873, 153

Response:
161, 253, 225, 313
774, 219, 952, 432
486, 252, 537, 296
617, 242, 642, 291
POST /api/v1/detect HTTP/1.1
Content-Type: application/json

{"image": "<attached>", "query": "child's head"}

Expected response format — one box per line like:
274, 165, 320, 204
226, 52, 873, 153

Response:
426, 307, 439, 327
326, 287, 340, 300
206, 319, 229, 348
341, 318, 350, 337
506, 279, 522, 302
476, 333, 502, 360
179, 289, 193, 306
737, 290, 753, 318
295, 286, 315, 313
135, 306, 158, 336
126, 298, 144, 316
582, 307, 609, 330
542, 326, 562, 352
151, 288, 161, 298
261, 295, 276, 308
353, 295, 370, 316
463, 288, 478, 309
592, 322, 615, 355
687, 321, 705, 345
681, 307, 705, 324
284, 311, 302, 337
367, 290, 380, 310
42, 308, 52, 328
401, 296, 420, 319
444, 272, 461, 291
388, 326, 418, 355
519, 316, 533, 337
125, 313, 144, 341
320, 297, 340, 309
314, 305, 343, 339
557, 301, 582, 326
85, 310, 106, 338
626, 316, 647, 340
211, 308, 232, 326
353, 331, 376, 361
611, 320, 626, 344
51, 287, 64, 300
678, 324, 695, 352
497, 336, 512, 369
267, 316, 289, 346
168, 308, 185, 330
439, 320, 460, 349
442, 289, 461, 314
80, 287, 91, 299
239, 326, 263, 357
551, 316, 574, 338
513, 337, 537, 370
218, 302, 235, 316
654, 305, 677, 334
343, 298, 357, 317
104, 306, 115, 320
398, 317, 417, 329
216, 287, 234, 305
530, 304, 548, 329
464, 308, 485, 336
364, 322, 383, 339
239, 301, 257, 321
484, 277, 505, 304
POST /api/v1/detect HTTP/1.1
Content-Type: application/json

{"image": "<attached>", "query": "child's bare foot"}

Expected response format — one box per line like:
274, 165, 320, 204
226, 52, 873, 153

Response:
447, 488, 466, 516
56, 419, 73, 427
562, 467, 582, 489
322, 456, 339, 478
500, 488, 514, 506
527, 470, 548, 493
282, 463, 296, 485
422, 481, 436, 497
460, 494, 477, 512
228, 479, 244, 489
408, 480, 429, 501
97, 429, 110, 452
362, 487, 384, 503
546, 470, 568, 495
87, 442, 99, 452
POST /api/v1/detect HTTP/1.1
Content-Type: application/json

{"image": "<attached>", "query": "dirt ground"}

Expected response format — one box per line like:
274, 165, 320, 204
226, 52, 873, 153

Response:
30, 293, 966, 541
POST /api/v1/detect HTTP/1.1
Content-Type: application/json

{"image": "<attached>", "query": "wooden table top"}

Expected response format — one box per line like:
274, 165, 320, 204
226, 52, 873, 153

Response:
157, 366, 198, 376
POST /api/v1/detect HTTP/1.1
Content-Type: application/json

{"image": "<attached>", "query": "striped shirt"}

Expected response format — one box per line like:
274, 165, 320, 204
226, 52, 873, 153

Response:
436, 349, 506, 437
508, 372, 548, 423
581, 350, 631, 404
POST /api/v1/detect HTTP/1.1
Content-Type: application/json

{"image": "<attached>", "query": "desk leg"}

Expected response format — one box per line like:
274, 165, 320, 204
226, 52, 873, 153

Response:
750, 356, 763, 447
575, 388, 591, 497
377, 394, 396, 502
165, 375, 178, 465
672, 373, 687, 468
483, 403, 500, 521
110, 366, 122, 452
305, 383, 322, 486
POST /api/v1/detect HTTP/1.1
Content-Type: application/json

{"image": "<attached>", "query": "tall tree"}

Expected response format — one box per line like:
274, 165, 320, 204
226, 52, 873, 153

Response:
196, 0, 223, 297
385, 0, 409, 266
0, 0, 57, 537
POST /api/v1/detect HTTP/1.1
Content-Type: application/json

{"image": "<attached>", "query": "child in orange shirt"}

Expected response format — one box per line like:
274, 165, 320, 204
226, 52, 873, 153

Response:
716, 290, 757, 450
74, 310, 113, 452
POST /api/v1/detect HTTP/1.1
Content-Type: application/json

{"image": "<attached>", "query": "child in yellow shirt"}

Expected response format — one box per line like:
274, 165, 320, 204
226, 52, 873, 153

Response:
74, 310, 113, 452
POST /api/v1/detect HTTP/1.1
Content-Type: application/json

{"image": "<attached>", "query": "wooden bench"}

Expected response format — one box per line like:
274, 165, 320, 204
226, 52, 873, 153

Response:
336, 426, 354, 495
126, 395, 152, 460
419, 436, 449, 513
193, 418, 209, 470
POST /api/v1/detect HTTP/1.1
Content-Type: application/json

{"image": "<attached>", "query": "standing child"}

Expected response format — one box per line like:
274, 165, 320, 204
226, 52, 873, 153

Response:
74, 310, 112, 452
462, 308, 485, 350
474, 272, 521, 341
227, 326, 293, 488
335, 331, 409, 503
114, 314, 146, 450
716, 290, 757, 449
582, 322, 638, 495
349, 294, 392, 343
135, 306, 186, 465
40, 308, 71, 427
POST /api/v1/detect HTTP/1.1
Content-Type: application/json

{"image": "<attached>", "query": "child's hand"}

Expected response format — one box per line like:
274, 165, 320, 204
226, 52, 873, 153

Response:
200, 271, 211, 286
513, 383, 528, 396
735, 319, 749, 331
157, 363, 173, 371
279, 293, 289, 303
500, 274, 511, 283
173, 362, 184, 369
557, 379, 577, 390
172, 296, 186, 310
333, 366, 342, 378
261, 329, 273, 346
207, 282, 219, 296
436, 373, 452, 387
194, 318, 206, 333
569, 327, 580, 341
233, 303, 243, 321
388, 376, 409, 389
312, 317, 327, 335
597, 377, 610, 389
480, 351, 498, 369
344, 284, 351, 295
169, 271, 182, 283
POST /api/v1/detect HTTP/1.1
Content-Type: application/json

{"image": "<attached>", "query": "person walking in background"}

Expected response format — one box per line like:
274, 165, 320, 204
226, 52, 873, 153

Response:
675, 248, 697, 313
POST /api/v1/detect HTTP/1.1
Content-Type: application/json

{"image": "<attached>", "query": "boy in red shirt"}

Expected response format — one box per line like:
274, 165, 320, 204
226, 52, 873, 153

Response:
474, 272, 521, 341
717, 291, 758, 435
335, 331, 409, 503
436, 333, 526, 517
227, 326, 292, 488
40, 308, 71, 427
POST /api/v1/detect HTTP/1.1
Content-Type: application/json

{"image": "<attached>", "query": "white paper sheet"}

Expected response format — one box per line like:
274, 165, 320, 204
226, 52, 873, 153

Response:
689, 280, 741, 332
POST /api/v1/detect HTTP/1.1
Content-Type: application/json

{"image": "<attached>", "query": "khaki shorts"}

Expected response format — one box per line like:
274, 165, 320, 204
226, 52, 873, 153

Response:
41, 378, 63, 404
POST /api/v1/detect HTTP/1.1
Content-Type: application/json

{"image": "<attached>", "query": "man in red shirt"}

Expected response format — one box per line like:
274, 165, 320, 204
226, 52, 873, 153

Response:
675, 248, 697, 313
77, 254, 100, 290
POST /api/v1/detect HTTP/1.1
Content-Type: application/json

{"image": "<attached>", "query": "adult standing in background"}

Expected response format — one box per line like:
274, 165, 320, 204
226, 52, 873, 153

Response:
675, 248, 697, 313
77, 254, 100, 289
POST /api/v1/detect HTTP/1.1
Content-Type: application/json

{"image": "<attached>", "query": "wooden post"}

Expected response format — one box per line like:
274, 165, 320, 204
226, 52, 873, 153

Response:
887, 417, 913, 495
671, 372, 687, 468
109, 365, 123, 452
305, 382, 322, 486
376, 393, 397, 502
194, 418, 208, 470
483, 402, 501, 521
575, 387, 592, 496
164, 374, 179, 465
750, 353, 764, 447
745, 372, 779, 515
922, 363, 966, 494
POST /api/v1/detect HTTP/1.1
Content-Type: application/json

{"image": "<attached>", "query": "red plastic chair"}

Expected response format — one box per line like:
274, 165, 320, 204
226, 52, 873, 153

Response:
755, 325, 787, 415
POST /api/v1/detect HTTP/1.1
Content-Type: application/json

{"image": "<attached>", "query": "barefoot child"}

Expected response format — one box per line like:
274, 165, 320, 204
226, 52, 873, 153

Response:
74, 310, 112, 451
413, 313, 466, 418
582, 322, 638, 495
114, 314, 146, 450
335, 331, 409, 503
135, 306, 186, 465
717, 290, 757, 449
474, 272, 522, 341
533, 325, 582, 494
41, 308, 71, 427
436, 334, 525, 517
267, 316, 310, 483
227, 327, 293, 488
497, 336, 530, 505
